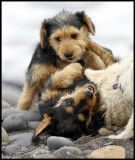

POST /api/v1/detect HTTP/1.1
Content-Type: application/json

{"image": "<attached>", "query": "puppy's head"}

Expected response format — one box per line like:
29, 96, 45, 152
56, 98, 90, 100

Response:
40, 10, 95, 62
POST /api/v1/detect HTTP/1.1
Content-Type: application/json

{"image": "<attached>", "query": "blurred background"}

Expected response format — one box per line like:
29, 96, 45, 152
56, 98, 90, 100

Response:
2, 2, 133, 107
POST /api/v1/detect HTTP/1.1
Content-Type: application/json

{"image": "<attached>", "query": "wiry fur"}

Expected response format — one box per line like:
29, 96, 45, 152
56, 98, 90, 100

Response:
32, 63, 105, 141
85, 52, 133, 139
17, 10, 114, 110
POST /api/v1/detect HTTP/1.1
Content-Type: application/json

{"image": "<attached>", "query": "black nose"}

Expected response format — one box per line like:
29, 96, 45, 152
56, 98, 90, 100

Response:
85, 91, 93, 99
64, 52, 73, 58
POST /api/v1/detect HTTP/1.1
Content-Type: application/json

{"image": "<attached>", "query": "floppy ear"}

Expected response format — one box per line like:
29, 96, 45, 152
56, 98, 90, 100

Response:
40, 19, 50, 49
32, 114, 52, 141
76, 11, 95, 36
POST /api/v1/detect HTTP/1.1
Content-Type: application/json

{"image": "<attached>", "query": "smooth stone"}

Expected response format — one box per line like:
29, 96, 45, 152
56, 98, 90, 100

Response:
83, 149, 93, 155
4, 144, 21, 154
2, 127, 8, 142
47, 136, 74, 150
2, 114, 27, 132
87, 145, 126, 159
20, 147, 29, 153
53, 146, 83, 156
104, 142, 114, 146
2, 100, 12, 108
29, 147, 49, 158
9, 132, 33, 147
2, 142, 8, 146
2, 109, 41, 121
34, 154, 56, 159
28, 121, 40, 130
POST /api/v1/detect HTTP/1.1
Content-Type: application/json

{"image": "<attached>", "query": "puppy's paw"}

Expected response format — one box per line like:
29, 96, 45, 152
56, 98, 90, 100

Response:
70, 63, 83, 71
108, 132, 133, 140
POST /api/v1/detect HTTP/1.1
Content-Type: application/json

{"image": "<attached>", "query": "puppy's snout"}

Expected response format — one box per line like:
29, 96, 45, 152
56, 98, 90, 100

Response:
85, 91, 93, 99
64, 52, 73, 58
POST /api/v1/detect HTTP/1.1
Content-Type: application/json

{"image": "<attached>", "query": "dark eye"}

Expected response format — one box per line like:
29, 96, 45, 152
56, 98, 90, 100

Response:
88, 86, 94, 93
55, 37, 61, 41
71, 34, 77, 39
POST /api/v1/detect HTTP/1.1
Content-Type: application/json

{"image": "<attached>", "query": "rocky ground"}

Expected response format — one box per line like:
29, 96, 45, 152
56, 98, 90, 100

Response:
2, 100, 134, 159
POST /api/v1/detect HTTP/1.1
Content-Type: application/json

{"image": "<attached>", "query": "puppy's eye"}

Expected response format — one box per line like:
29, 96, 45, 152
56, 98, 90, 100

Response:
55, 37, 61, 41
88, 86, 94, 93
71, 34, 77, 39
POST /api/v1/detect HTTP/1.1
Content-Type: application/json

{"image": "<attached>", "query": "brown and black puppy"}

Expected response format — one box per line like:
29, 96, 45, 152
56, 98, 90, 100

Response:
32, 63, 105, 141
17, 10, 114, 111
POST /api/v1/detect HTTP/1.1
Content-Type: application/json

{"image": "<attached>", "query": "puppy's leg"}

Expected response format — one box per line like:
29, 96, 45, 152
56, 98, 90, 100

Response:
45, 63, 83, 90
87, 40, 119, 66
17, 80, 38, 110
109, 112, 134, 139
18, 64, 57, 110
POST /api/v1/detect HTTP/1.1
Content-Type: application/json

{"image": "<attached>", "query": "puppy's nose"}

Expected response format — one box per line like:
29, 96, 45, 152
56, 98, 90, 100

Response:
85, 91, 93, 99
64, 52, 73, 58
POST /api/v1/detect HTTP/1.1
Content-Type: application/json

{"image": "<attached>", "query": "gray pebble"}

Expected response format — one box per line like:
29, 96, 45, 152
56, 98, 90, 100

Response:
53, 146, 83, 156
20, 147, 29, 153
28, 121, 40, 130
2, 109, 41, 122
83, 149, 93, 155
4, 144, 21, 154
2, 142, 8, 146
9, 132, 33, 147
116, 130, 123, 135
2, 114, 27, 132
34, 154, 56, 159
47, 136, 74, 150
29, 148, 49, 158
104, 142, 114, 146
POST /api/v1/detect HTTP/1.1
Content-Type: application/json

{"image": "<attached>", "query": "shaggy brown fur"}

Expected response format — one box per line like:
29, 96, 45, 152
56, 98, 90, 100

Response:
32, 63, 105, 141
17, 10, 114, 110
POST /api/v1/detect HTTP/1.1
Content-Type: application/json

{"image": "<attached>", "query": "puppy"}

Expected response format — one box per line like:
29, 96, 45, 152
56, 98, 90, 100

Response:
17, 10, 113, 111
32, 63, 105, 141
85, 52, 133, 139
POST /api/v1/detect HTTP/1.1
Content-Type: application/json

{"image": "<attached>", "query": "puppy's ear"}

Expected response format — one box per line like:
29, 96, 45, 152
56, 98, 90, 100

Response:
40, 19, 50, 49
76, 11, 95, 36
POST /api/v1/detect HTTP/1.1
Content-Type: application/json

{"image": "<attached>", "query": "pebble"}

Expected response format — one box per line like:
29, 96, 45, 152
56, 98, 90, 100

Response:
53, 146, 83, 156
47, 136, 74, 150
9, 132, 34, 147
2, 127, 8, 142
20, 147, 29, 153
34, 154, 56, 159
2, 109, 41, 121
104, 141, 114, 146
4, 144, 21, 154
29, 148, 50, 158
2, 114, 27, 132
87, 145, 126, 159
28, 121, 40, 130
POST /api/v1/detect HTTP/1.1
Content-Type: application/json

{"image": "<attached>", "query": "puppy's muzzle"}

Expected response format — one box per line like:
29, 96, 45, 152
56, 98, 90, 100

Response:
64, 52, 73, 58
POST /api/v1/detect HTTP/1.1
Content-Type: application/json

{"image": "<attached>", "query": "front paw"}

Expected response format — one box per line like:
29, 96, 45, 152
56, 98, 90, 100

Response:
108, 135, 121, 139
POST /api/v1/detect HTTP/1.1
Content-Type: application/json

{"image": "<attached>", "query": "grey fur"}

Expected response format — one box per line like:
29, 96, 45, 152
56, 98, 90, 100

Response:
48, 10, 84, 33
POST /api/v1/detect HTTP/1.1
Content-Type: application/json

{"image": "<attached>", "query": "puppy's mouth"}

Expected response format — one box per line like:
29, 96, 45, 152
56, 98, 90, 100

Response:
68, 58, 73, 61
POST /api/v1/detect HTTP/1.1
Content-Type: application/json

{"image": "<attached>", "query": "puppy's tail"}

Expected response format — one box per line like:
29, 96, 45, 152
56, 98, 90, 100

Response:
87, 40, 120, 67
